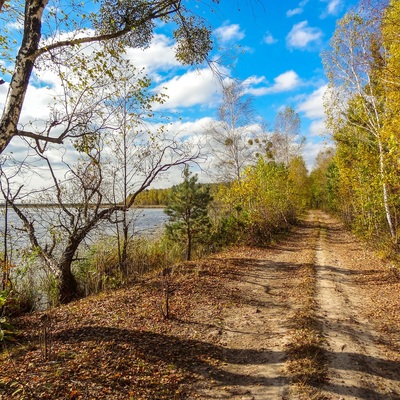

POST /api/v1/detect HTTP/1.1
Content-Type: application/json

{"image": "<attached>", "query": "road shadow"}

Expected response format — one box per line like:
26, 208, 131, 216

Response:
317, 263, 399, 287
49, 324, 400, 399
52, 326, 288, 390
320, 348, 400, 399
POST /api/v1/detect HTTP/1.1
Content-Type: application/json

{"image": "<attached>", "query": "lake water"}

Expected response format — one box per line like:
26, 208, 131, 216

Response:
0, 207, 169, 253
0, 207, 170, 310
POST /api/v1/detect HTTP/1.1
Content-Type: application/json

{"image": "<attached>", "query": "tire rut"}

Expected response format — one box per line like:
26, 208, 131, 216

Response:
191, 214, 318, 399
190, 211, 400, 399
314, 210, 400, 400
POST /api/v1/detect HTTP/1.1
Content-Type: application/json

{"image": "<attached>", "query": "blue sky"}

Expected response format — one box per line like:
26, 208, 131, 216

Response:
0, 0, 359, 190
124, 0, 359, 173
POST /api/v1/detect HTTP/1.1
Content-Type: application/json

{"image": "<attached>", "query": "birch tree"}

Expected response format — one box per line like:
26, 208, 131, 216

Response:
271, 106, 304, 166
0, 0, 216, 154
322, 0, 397, 242
381, 0, 400, 206
207, 80, 256, 182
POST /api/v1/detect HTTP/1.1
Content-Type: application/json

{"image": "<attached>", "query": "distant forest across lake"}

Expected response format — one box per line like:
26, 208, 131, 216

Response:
0, 188, 171, 208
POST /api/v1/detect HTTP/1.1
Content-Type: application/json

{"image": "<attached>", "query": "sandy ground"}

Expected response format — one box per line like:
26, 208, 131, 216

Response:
190, 210, 400, 399
315, 211, 400, 400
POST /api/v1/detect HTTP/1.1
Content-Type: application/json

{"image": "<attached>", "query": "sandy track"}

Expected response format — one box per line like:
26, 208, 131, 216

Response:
314, 211, 400, 400
191, 210, 400, 399
191, 213, 317, 398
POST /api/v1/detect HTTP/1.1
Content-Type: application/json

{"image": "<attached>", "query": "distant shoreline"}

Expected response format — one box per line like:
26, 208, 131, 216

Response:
0, 204, 165, 209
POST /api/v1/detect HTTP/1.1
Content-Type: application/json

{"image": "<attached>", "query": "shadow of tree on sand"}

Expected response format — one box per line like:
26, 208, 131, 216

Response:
53, 325, 400, 399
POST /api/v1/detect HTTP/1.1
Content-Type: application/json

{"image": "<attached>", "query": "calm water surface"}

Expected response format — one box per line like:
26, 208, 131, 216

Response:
0, 207, 169, 249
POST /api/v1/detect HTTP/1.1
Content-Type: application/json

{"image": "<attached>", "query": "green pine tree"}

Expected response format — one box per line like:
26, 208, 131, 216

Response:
164, 167, 213, 261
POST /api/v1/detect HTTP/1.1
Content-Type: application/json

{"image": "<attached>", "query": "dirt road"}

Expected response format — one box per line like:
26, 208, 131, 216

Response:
191, 210, 400, 399
2, 210, 399, 399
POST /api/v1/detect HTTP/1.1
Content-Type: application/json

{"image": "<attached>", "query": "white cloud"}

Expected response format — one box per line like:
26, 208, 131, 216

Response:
245, 70, 301, 96
297, 85, 327, 119
243, 75, 266, 86
125, 34, 179, 78
287, 8, 303, 17
287, 0, 309, 17
308, 119, 328, 137
286, 21, 323, 49
153, 68, 221, 110
7, 21, 23, 30
297, 85, 330, 142
303, 140, 328, 170
320, 0, 343, 16
263, 32, 277, 45
167, 117, 215, 143
3, 81, 57, 131
150, 116, 218, 187
269, 70, 301, 92
0, 83, 8, 109
214, 23, 245, 43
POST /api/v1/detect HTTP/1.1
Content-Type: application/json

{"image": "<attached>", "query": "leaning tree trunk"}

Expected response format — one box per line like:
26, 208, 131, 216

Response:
58, 242, 80, 304
0, 0, 48, 154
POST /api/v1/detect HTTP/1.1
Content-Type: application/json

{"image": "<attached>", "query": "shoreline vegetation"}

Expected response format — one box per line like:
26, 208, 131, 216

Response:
1, 160, 308, 310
